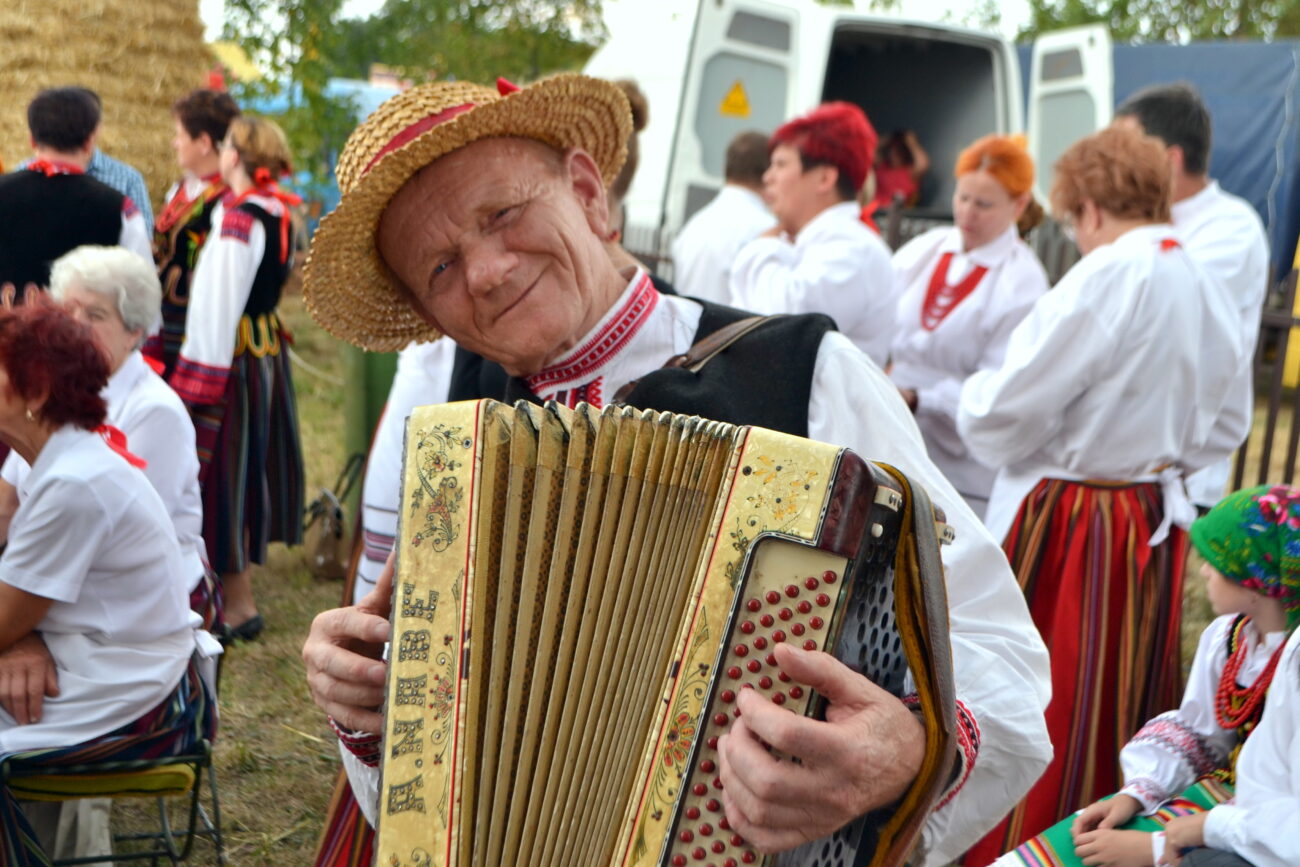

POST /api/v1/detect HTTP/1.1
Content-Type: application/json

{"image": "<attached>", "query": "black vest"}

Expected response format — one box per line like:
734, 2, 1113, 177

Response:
447, 298, 834, 438
235, 202, 293, 317
0, 170, 124, 291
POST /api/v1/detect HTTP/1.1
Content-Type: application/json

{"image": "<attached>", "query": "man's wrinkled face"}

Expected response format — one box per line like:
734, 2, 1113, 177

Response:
376, 138, 613, 376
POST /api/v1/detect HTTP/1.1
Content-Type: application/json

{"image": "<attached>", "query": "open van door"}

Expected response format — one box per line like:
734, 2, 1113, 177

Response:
1028, 24, 1113, 203
661, 0, 801, 235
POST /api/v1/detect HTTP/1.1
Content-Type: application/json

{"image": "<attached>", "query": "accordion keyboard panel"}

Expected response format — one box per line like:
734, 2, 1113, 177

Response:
662, 538, 850, 867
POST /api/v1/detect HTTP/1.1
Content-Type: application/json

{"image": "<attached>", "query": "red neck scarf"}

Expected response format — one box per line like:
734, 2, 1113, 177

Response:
27, 159, 85, 177
156, 175, 227, 235
94, 424, 147, 469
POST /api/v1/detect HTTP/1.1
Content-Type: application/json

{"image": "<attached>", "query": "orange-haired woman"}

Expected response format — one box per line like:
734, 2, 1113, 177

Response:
888, 134, 1049, 518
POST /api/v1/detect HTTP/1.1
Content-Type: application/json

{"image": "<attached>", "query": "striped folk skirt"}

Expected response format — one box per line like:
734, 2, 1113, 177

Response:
993, 778, 1232, 867
0, 660, 215, 866
192, 313, 305, 575
313, 770, 375, 867
964, 479, 1187, 866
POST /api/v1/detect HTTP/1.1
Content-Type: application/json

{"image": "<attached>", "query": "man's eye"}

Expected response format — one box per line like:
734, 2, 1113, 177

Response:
433, 261, 451, 276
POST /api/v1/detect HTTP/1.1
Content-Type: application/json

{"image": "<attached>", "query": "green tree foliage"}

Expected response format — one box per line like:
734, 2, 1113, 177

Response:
223, 0, 359, 189
1020, 0, 1300, 41
321, 0, 605, 85
221, 0, 606, 190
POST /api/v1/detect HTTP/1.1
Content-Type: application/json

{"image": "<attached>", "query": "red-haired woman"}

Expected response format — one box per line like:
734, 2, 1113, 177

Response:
958, 126, 1247, 863
170, 116, 305, 641
0, 301, 209, 864
888, 134, 1049, 519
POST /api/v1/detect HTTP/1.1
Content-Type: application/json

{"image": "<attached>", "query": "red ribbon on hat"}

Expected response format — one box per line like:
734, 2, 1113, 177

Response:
95, 424, 147, 469
359, 77, 521, 179
27, 159, 84, 177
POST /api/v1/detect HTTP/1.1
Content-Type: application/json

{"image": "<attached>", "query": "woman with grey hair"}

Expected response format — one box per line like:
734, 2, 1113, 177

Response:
0, 246, 217, 630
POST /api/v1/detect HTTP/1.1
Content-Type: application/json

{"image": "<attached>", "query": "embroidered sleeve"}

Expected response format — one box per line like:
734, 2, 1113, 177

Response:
220, 207, 255, 244
330, 717, 382, 767
900, 694, 981, 810
171, 203, 263, 406
170, 356, 231, 406
1119, 776, 1173, 814
1128, 714, 1225, 777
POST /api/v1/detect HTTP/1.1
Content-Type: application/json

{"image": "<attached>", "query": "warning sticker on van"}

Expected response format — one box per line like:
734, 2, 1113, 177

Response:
720, 80, 751, 118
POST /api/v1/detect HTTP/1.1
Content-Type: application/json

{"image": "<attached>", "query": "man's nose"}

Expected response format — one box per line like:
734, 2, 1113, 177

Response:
463, 238, 513, 295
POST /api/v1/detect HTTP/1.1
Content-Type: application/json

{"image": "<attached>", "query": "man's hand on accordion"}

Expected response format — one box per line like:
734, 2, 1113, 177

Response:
302, 555, 394, 734
716, 642, 925, 853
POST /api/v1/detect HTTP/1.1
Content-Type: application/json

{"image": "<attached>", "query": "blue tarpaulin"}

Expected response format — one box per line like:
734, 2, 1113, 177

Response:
1019, 40, 1300, 281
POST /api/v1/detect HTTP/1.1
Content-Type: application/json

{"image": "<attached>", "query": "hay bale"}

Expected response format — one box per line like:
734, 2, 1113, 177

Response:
0, 0, 217, 214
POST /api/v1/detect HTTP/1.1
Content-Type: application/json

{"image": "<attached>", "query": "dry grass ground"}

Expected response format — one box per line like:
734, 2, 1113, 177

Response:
106, 293, 1285, 864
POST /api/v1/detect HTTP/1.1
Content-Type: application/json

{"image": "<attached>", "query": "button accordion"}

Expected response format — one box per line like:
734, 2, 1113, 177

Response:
377, 399, 957, 867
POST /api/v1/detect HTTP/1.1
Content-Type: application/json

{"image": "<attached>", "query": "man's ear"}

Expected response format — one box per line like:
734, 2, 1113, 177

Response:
1167, 143, 1187, 177
563, 147, 611, 237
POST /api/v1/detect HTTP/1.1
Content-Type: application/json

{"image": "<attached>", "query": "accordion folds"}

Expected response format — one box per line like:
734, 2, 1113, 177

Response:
377, 399, 957, 867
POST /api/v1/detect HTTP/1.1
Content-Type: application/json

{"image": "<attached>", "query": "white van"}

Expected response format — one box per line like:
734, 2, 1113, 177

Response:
585, 0, 1111, 257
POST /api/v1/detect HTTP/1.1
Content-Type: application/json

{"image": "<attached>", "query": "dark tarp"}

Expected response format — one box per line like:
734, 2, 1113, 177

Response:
1019, 40, 1300, 281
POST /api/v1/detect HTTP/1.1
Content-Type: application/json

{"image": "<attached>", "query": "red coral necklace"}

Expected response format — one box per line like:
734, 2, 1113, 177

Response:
1215, 630, 1285, 729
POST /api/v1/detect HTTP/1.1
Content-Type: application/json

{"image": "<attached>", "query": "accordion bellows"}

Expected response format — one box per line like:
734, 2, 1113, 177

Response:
378, 399, 957, 867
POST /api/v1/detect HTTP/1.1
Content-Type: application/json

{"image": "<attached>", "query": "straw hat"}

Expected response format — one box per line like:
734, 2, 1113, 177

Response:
302, 74, 633, 352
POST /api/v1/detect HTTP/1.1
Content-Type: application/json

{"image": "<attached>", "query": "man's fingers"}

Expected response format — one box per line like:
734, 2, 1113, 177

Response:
44, 664, 59, 698
732, 687, 840, 765
359, 553, 396, 617
770, 644, 880, 712
321, 701, 384, 736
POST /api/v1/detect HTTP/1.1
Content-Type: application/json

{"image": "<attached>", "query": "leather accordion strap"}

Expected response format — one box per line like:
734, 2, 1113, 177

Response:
610, 314, 782, 405
870, 464, 958, 866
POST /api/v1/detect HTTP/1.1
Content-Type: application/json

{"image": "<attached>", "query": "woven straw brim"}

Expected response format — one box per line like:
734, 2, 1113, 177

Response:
303, 75, 632, 352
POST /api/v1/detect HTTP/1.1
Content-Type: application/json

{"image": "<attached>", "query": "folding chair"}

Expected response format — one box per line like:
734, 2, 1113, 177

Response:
1, 739, 224, 866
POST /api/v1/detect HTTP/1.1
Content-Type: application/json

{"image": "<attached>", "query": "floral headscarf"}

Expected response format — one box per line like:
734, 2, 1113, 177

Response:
1189, 485, 1300, 631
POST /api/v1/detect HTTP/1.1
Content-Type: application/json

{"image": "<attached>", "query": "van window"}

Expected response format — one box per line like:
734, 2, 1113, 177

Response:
727, 10, 792, 51
823, 26, 1003, 214
693, 53, 789, 177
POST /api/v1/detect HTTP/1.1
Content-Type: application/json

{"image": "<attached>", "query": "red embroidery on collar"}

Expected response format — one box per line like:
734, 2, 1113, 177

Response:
920, 252, 987, 331
1160, 237, 1181, 251
527, 273, 658, 392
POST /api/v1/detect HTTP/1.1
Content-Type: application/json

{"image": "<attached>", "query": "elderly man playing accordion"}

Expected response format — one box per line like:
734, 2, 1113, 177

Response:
300, 75, 1050, 866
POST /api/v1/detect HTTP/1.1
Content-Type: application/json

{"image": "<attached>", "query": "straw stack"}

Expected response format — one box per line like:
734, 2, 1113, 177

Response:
0, 0, 216, 213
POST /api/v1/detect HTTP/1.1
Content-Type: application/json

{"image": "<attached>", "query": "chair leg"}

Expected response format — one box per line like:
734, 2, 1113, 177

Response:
205, 760, 224, 866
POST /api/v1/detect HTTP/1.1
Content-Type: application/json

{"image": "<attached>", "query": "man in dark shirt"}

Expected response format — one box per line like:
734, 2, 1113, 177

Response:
0, 87, 151, 303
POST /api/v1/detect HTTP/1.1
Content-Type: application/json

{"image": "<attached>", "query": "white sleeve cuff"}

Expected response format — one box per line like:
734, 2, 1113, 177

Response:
1202, 804, 1243, 852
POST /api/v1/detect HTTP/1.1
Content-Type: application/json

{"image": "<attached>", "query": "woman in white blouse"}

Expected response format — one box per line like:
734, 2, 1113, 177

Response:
958, 126, 1245, 863
889, 135, 1049, 518
0, 246, 215, 630
0, 300, 201, 862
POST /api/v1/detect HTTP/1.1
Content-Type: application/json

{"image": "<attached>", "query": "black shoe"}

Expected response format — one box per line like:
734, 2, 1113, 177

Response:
228, 614, 265, 642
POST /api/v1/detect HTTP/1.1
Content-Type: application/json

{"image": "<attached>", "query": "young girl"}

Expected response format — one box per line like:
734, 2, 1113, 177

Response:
991, 484, 1299, 867
1160, 622, 1300, 866
170, 116, 305, 641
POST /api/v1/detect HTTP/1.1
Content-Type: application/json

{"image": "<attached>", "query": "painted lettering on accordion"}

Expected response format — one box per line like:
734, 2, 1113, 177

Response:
380, 404, 482, 866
